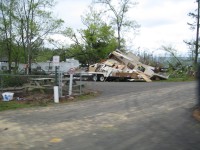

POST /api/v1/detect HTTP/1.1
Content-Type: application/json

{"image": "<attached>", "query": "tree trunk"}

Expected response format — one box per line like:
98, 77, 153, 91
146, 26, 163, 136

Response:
117, 26, 121, 50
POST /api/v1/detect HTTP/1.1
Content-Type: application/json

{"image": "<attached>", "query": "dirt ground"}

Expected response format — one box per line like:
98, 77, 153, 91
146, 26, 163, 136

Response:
193, 107, 200, 121
0, 86, 98, 106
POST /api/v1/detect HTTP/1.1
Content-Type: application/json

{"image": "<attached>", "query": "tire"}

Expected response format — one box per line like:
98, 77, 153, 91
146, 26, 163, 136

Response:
99, 75, 105, 82
92, 75, 98, 81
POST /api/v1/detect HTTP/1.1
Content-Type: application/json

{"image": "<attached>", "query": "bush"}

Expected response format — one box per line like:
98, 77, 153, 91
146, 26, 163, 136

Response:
0, 75, 28, 87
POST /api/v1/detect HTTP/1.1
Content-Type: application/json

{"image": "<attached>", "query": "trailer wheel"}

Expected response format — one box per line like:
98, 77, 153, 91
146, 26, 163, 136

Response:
92, 75, 98, 81
99, 75, 105, 82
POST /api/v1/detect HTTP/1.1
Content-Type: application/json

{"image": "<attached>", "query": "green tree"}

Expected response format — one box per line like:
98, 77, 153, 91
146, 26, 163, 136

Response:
0, 0, 17, 73
14, 0, 64, 73
0, 0, 64, 74
34, 48, 54, 62
63, 6, 118, 65
93, 0, 140, 50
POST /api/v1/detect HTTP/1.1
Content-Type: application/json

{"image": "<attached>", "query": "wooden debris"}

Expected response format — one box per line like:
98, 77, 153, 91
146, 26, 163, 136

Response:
87, 50, 168, 82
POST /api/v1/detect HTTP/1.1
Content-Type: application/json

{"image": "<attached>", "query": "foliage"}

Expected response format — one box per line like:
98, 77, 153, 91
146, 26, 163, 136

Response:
63, 6, 118, 65
0, 0, 64, 73
34, 48, 54, 62
161, 76, 195, 82
0, 75, 28, 87
0, 0, 17, 73
81, 23, 117, 63
15, 0, 64, 73
168, 66, 193, 78
0, 101, 31, 111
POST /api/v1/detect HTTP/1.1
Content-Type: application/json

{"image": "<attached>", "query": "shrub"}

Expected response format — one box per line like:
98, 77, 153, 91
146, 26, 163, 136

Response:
0, 75, 28, 87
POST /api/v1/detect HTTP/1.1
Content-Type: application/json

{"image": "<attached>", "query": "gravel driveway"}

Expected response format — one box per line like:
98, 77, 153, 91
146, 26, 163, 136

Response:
83, 81, 197, 98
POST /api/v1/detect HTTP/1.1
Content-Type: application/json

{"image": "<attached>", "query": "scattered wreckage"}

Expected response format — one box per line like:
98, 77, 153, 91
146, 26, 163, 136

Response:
80, 50, 168, 82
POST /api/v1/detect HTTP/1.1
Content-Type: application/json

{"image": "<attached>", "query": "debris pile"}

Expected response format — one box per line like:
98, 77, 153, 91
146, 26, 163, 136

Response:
88, 50, 168, 82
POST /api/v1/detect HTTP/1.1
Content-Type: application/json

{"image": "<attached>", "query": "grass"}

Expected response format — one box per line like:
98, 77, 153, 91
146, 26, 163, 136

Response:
167, 77, 196, 82
0, 91, 99, 112
157, 75, 196, 82
0, 100, 32, 111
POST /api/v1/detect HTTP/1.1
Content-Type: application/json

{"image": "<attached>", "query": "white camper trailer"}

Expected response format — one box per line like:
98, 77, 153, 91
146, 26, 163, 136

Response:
28, 59, 79, 74
1, 59, 80, 74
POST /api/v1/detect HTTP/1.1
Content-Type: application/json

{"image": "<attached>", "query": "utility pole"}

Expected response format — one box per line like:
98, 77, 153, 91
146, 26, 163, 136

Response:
197, 0, 200, 107
195, 0, 200, 66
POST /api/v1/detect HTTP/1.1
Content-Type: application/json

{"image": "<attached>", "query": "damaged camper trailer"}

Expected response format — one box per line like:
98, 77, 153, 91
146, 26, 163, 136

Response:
81, 50, 168, 82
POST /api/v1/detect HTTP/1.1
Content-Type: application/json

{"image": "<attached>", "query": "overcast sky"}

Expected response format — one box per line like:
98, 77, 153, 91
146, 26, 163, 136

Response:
53, 0, 197, 56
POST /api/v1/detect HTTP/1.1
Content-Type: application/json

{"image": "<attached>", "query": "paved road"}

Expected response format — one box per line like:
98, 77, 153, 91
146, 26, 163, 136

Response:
0, 81, 200, 150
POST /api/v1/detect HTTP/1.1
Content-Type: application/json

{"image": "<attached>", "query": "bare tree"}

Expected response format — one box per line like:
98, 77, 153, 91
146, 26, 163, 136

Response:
185, 1, 200, 67
93, 0, 140, 50
160, 45, 183, 68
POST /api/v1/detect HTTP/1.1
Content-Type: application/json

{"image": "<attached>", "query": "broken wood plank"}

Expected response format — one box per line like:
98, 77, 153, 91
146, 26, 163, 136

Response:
136, 72, 152, 82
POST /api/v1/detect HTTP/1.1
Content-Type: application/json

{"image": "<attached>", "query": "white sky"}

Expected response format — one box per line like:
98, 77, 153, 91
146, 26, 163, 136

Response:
53, 0, 197, 56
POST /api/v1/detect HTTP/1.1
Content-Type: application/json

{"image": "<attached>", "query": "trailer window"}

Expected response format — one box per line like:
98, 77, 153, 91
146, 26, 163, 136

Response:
127, 63, 135, 69
138, 66, 145, 72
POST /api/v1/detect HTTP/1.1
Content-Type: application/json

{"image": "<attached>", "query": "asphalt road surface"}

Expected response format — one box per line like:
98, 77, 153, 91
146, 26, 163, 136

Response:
1, 81, 200, 150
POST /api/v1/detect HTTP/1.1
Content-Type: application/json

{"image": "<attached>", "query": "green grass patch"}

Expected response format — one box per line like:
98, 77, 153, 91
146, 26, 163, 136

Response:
168, 78, 195, 82
0, 100, 32, 111
156, 75, 196, 82
164, 76, 196, 82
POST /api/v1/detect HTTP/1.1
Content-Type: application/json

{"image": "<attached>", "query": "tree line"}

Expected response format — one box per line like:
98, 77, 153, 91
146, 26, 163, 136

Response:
0, 0, 140, 73
0, 0, 63, 73
0, 0, 198, 74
